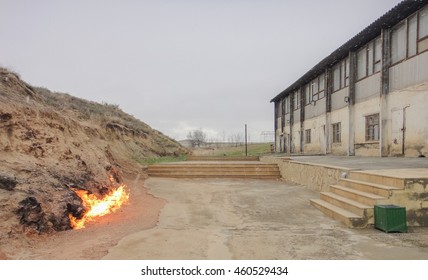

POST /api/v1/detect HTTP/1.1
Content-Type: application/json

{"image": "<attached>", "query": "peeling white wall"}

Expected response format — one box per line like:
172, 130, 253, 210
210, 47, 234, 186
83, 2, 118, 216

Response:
330, 107, 349, 155
303, 115, 326, 154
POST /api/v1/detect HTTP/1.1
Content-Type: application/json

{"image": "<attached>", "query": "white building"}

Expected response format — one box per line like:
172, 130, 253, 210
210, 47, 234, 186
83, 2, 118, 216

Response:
271, 0, 428, 157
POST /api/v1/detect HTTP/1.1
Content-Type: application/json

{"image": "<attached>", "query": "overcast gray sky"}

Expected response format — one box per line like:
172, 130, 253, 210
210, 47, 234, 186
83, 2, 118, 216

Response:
0, 0, 402, 142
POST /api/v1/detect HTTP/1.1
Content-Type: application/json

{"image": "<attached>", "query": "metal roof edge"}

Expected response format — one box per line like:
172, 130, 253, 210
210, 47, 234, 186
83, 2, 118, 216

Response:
270, 0, 428, 103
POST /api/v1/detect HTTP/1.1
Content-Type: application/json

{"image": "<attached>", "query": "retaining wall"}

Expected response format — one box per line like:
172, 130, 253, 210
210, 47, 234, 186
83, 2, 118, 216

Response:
260, 156, 355, 192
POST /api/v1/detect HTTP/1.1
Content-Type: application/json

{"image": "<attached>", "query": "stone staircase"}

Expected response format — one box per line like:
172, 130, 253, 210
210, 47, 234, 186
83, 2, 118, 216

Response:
147, 162, 281, 179
310, 170, 404, 228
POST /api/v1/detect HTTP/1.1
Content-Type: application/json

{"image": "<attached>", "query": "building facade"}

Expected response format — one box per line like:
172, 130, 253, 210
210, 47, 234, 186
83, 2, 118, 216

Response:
271, 0, 428, 157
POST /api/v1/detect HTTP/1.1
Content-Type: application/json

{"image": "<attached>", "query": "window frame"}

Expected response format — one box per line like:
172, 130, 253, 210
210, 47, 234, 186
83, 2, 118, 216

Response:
293, 90, 301, 111
332, 122, 341, 143
284, 96, 290, 115
305, 129, 311, 144
357, 37, 382, 81
365, 114, 380, 142
390, 21, 407, 65
332, 57, 350, 92
389, 7, 428, 67
304, 84, 312, 106
311, 74, 325, 101
408, 14, 418, 57
280, 99, 285, 130
374, 37, 382, 73
418, 5, 428, 41
332, 63, 341, 92
357, 46, 368, 80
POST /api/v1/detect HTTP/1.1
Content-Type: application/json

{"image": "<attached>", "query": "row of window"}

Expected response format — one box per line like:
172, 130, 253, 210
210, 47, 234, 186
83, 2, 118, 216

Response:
277, 5, 428, 115
332, 5, 428, 91
391, 6, 428, 65
305, 74, 325, 103
303, 114, 379, 144
277, 73, 326, 115
278, 74, 326, 115
303, 124, 340, 144
356, 37, 382, 81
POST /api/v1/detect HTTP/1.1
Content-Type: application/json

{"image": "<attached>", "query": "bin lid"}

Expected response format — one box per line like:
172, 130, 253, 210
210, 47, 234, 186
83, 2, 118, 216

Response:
375, 204, 404, 209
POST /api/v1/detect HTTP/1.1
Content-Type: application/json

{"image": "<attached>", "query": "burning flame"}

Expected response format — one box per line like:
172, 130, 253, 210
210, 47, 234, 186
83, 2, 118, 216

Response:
69, 177, 129, 229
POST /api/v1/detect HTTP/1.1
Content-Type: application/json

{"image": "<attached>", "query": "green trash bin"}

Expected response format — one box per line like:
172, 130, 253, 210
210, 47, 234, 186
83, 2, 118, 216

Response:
374, 205, 407, 233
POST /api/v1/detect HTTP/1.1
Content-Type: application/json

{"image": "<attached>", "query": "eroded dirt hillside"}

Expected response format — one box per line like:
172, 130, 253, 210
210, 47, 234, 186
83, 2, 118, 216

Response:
0, 68, 187, 238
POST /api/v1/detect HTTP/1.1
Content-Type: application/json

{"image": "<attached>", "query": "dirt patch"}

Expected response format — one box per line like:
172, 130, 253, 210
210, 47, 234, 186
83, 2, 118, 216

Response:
0, 175, 163, 259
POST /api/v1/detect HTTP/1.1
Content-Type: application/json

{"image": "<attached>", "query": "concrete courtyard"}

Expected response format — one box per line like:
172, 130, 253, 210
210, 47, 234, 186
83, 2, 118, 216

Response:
103, 177, 428, 260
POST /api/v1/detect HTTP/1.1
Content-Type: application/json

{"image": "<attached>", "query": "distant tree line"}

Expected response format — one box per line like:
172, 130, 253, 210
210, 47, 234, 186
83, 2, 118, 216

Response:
186, 129, 247, 148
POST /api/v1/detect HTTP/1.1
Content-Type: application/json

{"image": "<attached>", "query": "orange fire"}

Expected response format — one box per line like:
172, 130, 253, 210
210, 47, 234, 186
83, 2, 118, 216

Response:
69, 178, 129, 229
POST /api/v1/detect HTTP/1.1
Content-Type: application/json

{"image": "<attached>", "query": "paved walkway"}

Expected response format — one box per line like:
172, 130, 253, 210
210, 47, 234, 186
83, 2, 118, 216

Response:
104, 178, 428, 260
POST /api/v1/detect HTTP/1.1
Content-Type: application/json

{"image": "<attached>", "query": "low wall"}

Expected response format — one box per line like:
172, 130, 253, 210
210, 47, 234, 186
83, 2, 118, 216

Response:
260, 156, 356, 192
383, 178, 428, 227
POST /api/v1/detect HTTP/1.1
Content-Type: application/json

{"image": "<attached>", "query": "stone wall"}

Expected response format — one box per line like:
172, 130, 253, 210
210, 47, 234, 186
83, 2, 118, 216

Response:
260, 156, 354, 192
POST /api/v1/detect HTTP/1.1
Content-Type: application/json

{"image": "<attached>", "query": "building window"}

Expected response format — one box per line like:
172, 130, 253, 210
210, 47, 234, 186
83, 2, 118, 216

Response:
365, 114, 380, 141
408, 15, 417, 57
391, 22, 407, 64
305, 129, 311, 144
390, 8, 428, 65
311, 79, 318, 95
357, 37, 382, 80
419, 6, 428, 53
333, 58, 350, 92
294, 90, 300, 110
304, 85, 311, 105
332, 122, 341, 143
319, 75, 325, 91
367, 42, 374, 76
283, 96, 290, 114
333, 63, 341, 91
419, 6, 428, 39
357, 47, 367, 79
279, 100, 285, 130
311, 74, 325, 101
374, 37, 382, 72
344, 57, 350, 86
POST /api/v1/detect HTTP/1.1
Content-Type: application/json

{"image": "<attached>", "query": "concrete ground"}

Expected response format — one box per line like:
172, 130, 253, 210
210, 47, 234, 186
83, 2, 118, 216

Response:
103, 177, 428, 260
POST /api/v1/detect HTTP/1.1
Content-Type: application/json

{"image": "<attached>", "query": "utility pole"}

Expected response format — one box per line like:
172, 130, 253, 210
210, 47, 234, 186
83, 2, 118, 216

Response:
245, 124, 248, 156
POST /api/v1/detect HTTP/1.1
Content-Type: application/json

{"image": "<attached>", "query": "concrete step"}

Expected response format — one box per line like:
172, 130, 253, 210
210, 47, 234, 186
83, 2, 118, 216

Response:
187, 156, 260, 161
147, 174, 281, 179
329, 185, 386, 206
339, 178, 401, 198
148, 170, 280, 175
148, 165, 279, 171
148, 171, 280, 177
348, 171, 405, 189
147, 163, 281, 179
310, 199, 368, 228
320, 192, 373, 219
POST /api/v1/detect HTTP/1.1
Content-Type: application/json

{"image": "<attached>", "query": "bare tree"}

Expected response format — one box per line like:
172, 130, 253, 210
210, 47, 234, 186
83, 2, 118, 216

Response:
187, 129, 207, 147
232, 133, 244, 147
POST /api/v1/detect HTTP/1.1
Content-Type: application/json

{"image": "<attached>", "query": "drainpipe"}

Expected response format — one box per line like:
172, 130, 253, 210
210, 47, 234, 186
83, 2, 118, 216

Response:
402, 105, 410, 156
348, 51, 357, 156
380, 28, 391, 157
